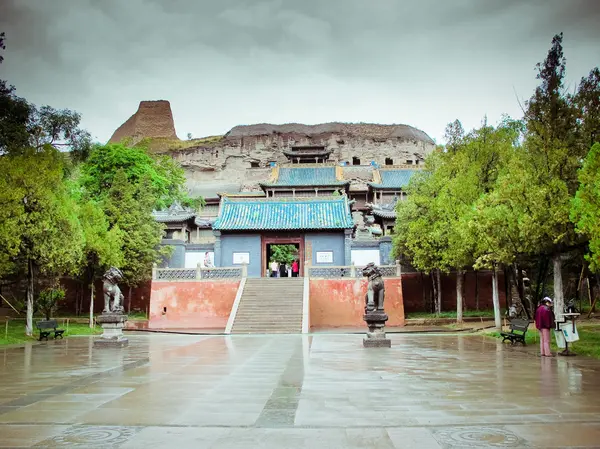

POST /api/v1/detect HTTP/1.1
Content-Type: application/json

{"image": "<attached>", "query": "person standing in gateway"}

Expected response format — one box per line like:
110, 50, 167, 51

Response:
291, 259, 299, 277
535, 297, 555, 357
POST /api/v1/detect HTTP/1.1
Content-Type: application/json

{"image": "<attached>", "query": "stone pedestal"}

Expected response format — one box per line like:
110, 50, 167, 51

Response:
363, 310, 391, 348
94, 313, 129, 347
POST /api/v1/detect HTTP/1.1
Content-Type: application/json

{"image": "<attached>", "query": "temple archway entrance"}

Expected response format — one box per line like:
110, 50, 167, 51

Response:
262, 236, 304, 277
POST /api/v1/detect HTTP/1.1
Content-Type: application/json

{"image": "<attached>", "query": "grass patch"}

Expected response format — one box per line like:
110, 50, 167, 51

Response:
406, 309, 496, 319
484, 322, 600, 359
0, 319, 101, 346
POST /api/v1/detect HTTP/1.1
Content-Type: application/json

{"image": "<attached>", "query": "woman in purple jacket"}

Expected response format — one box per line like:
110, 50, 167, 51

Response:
535, 297, 555, 357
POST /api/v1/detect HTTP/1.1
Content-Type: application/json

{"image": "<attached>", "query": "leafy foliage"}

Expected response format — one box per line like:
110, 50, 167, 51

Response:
80, 143, 200, 209
571, 143, 600, 272
37, 286, 66, 320
103, 170, 169, 288
270, 245, 298, 265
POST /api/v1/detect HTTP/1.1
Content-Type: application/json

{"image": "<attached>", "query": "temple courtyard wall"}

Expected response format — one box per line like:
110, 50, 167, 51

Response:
148, 279, 240, 329
309, 278, 405, 328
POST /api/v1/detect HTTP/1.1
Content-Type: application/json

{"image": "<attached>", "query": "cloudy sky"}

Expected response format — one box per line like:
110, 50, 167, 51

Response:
0, 0, 599, 144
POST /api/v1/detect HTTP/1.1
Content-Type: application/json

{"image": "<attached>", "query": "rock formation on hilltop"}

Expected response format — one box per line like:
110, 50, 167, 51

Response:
108, 101, 436, 198
226, 123, 435, 145
109, 100, 178, 144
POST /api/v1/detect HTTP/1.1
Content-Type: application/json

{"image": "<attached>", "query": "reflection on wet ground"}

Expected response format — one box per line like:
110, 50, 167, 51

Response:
0, 333, 600, 448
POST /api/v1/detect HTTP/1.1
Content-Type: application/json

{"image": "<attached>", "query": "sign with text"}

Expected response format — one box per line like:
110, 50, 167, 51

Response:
315, 251, 333, 264
232, 252, 250, 265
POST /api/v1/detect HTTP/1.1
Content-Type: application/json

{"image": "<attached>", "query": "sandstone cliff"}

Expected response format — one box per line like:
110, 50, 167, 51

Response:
108, 102, 436, 198
109, 100, 178, 144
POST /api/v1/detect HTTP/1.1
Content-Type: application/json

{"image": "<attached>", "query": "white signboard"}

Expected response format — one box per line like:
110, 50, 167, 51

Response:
315, 251, 334, 264
351, 249, 381, 266
232, 252, 250, 265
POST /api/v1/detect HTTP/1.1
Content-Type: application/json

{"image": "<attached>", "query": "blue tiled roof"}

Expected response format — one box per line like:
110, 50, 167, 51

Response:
213, 197, 354, 230
261, 167, 348, 187
369, 170, 417, 189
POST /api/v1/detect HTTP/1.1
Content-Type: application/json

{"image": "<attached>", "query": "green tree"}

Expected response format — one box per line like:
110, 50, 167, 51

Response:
78, 200, 124, 325
0, 32, 30, 154
0, 148, 84, 335
103, 170, 168, 302
37, 285, 66, 320
393, 153, 449, 315
518, 33, 587, 319
81, 143, 199, 210
270, 245, 297, 265
571, 143, 600, 272
574, 68, 600, 148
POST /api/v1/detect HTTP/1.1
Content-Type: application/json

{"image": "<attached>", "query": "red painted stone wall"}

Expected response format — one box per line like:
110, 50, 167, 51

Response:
149, 280, 239, 329
310, 278, 405, 328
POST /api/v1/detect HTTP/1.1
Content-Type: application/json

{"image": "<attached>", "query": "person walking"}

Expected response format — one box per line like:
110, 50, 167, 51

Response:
535, 297, 555, 357
291, 259, 299, 277
270, 260, 278, 277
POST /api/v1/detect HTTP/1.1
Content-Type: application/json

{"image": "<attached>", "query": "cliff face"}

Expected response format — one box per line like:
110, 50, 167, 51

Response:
109, 100, 178, 144
108, 102, 436, 198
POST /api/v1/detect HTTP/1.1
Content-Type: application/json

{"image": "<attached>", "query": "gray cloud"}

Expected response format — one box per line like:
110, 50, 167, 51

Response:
0, 0, 598, 143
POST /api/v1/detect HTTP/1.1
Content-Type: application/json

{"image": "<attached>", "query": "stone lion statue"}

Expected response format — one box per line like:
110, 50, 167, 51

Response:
102, 267, 125, 314
363, 262, 385, 313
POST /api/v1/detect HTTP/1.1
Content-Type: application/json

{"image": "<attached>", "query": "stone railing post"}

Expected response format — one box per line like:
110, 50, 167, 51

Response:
395, 260, 402, 277
152, 263, 157, 280
350, 262, 356, 278
196, 262, 202, 280
241, 263, 248, 278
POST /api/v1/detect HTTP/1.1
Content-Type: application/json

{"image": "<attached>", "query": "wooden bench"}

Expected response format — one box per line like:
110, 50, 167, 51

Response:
500, 318, 529, 345
36, 320, 65, 341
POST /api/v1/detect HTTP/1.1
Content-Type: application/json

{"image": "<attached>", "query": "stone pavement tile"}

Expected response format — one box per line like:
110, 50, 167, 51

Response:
21, 401, 98, 413
209, 428, 385, 449
120, 427, 233, 449
386, 428, 442, 449
172, 411, 262, 426
507, 423, 600, 448
76, 407, 183, 426
68, 386, 134, 395
43, 393, 123, 406
0, 424, 69, 448
345, 428, 396, 449
0, 408, 87, 424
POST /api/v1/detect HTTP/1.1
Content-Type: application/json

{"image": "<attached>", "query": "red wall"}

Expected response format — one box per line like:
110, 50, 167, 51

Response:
149, 280, 239, 329
401, 271, 507, 313
310, 278, 405, 328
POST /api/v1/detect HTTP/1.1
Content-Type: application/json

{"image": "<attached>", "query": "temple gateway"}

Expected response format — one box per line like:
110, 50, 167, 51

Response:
153, 152, 426, 276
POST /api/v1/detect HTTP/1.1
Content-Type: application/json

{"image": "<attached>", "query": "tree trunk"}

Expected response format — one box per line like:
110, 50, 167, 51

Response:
553, 253, 564, 322
456, 270, 464, 324
492, 265, 501, 330
475, 270, 480, 311
535, 257, 549, 304
421, 272, 427, 310
434, 269, 442, 315
89, 282, 94, 329
128, 286, 132, 314
26, 259, 34, 336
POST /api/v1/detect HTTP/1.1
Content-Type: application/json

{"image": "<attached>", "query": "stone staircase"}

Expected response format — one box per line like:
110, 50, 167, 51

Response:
231, 278, 305, 334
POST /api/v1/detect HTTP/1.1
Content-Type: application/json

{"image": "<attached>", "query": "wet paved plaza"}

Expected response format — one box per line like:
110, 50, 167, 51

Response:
1, 333, 600, 448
